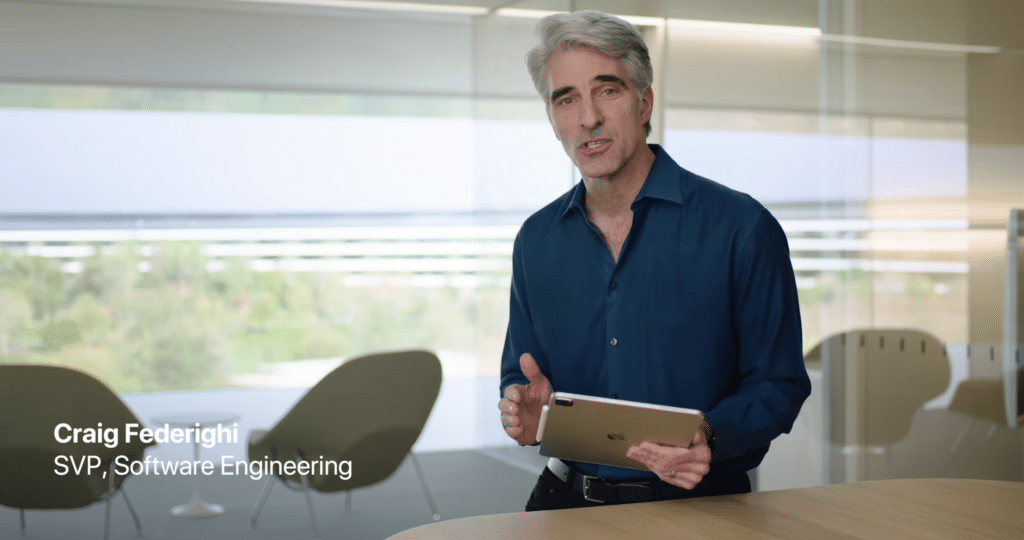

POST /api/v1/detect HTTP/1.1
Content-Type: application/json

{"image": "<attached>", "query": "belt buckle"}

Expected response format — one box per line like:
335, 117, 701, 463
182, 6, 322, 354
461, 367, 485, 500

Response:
581, 475, 604, 503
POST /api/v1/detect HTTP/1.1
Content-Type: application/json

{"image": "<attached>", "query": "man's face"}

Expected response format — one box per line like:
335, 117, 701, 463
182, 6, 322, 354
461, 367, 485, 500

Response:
545, 46, 652, 183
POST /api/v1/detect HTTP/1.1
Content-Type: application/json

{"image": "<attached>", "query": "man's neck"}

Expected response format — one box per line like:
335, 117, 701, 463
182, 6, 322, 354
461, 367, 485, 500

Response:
583, 144, 656, 219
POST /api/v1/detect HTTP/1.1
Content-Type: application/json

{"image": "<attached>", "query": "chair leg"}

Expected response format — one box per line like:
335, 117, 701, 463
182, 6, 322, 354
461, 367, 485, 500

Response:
105, 461, 114, 540
19, 508, 25, 536
98, 461, 143, 538
104, 496, 111, 540
295, 451, 322, 540
250, 475, 276, 528
121, 487, 143, 537
409, 452, 440, 522
950, 419, 973, 453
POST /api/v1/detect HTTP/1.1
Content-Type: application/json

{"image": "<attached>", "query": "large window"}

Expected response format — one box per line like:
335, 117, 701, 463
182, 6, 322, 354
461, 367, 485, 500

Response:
664, 109, 970, 352
2, 0, 1021, 487
0, 84, 569, 392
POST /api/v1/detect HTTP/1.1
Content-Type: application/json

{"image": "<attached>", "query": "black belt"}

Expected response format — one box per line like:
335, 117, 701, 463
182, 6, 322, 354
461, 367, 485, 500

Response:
547, 458, 676, 504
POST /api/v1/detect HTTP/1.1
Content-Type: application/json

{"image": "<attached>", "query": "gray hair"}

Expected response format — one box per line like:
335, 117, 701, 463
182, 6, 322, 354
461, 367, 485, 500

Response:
526, 10, 653, 134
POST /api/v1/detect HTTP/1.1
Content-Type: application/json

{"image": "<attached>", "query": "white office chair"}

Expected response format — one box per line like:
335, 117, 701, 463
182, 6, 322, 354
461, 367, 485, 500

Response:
806, 328, 951, 481
248, 349, 443, 539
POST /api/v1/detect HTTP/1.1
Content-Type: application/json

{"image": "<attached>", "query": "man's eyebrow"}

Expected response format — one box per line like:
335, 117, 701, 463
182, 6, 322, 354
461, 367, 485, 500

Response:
550, 75, 629, 104
550, 86, 573, 104
595, 74, 629, 87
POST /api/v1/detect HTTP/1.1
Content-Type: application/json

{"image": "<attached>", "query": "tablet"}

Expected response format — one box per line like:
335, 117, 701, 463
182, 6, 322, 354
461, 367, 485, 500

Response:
536, 392, 704, 471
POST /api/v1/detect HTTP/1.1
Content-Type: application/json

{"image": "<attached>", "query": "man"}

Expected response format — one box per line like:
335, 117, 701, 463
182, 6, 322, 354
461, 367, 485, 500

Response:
498, 11, 811, 511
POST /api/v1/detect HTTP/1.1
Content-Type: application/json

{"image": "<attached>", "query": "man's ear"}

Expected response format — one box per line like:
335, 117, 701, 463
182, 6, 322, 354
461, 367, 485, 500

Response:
640, 86, 654, 123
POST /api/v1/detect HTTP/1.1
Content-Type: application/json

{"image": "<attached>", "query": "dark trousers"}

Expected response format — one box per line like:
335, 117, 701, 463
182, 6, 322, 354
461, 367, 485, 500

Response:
525, 466, 752, 512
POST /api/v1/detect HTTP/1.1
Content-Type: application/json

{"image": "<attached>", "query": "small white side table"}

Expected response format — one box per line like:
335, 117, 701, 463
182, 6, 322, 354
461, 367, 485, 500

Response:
152, 412, 239, 518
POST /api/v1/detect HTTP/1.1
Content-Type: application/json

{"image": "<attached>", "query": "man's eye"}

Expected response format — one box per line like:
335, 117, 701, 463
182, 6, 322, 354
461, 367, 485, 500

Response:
558, 97, 574, 106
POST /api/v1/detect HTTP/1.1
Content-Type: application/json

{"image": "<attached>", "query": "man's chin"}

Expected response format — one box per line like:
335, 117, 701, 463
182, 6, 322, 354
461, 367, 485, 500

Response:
577, 161, 627, 183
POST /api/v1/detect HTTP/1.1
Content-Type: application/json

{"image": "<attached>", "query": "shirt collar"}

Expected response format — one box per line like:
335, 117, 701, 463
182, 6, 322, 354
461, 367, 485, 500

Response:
561, 144, 683, 219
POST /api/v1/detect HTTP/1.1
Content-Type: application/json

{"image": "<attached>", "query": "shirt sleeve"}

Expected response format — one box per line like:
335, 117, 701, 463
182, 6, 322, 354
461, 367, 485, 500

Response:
500, 227, 550, 396
703, 208, 811, 463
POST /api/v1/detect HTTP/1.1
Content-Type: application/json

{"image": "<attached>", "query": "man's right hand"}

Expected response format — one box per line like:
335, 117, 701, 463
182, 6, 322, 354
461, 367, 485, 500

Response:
498, 353, 553, 445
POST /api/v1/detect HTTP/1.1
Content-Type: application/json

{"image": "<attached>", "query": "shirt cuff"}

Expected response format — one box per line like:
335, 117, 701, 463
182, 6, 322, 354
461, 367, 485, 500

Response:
702, 410, 731, 462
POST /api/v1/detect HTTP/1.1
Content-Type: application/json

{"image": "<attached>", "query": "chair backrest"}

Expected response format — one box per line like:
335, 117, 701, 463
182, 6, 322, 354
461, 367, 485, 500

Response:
805, 328, 951, 447
253, 350, 442, 492
0, 364, 154, 510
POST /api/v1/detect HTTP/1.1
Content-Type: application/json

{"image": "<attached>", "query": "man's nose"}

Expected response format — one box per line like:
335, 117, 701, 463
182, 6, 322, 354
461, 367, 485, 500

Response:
579, 98, 602, 129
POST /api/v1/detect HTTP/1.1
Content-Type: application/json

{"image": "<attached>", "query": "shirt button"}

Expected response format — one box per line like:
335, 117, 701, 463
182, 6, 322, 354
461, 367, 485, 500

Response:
609, 283, 618, 290
610, 338, 618, 346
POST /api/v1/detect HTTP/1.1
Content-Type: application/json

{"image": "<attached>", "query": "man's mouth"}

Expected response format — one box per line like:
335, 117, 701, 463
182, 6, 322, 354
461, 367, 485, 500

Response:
581, 139, 610, 152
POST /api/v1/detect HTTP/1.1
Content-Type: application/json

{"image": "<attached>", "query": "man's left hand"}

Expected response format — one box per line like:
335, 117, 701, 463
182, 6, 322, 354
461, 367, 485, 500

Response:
626, 425, 712, 489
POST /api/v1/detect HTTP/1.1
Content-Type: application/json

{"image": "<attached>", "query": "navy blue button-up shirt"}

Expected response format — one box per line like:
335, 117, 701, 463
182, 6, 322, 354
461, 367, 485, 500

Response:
501, 145, 810, 480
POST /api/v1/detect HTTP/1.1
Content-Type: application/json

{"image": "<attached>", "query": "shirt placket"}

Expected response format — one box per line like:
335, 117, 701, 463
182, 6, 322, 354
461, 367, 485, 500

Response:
605, 272, 623, 399
602, 201, 645, 401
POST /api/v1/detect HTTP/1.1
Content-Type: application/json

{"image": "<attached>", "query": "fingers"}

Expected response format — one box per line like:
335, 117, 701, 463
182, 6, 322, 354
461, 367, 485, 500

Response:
690, 423, 708, 447
626, 441, 711, 489
498, 403, 523, 438
518, 353, 553, 409
499, 354, 553, 446
625, 443, 664, 472
498, 384, 533, 444
501, 385, 521, 407
498, 389, 522, 429
662, 470, 704, 490
502, 417, 523, 437
519, 353, 549, 387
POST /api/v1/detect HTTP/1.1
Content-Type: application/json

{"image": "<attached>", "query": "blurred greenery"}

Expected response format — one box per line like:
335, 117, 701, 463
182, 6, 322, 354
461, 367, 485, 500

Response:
0, 240, 969, 394
0, 83, 472, 118
0, 242, 510, 394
